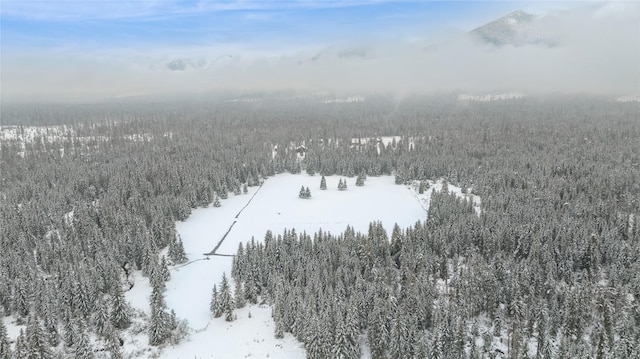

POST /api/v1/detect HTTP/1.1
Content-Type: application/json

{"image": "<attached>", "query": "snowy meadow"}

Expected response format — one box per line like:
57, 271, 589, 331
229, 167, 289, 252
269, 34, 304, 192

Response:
124, 174, 473, 358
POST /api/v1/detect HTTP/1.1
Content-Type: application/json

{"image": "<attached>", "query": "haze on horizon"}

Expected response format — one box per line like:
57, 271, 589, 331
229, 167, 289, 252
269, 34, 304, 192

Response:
1, 0, 638, 102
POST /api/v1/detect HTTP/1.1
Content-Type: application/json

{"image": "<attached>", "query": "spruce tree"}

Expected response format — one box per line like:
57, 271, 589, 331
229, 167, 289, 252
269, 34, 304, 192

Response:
168, 234, 188, 264
74, 319, 95, 359
110, 286, 131, 330
105, 322, 123, 359
338, 178, 347, 191
305, 187, 311, 199
148, 278, 175, 346
213, 195, 221, 207
418, 180, 426, 194
234, 280, 246, 309
210, 284, 220, 318
14, 329, 28, 359
26, 313, 52, 359
0, 320, 10, 359
218, 273, 235, 322
299, 185, 306, 199
93, 298, 110, 338
320, 175, 327, 190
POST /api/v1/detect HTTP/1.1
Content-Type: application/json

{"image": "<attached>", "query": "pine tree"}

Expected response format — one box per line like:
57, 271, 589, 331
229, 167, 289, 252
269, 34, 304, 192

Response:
210, 284, 220, 317
168, 234, 188, 264
26, 313, 52, 359
42, 298, 60, 347
244, 276, 258, 305
62, 310, 76, 349
338, 178, 347, 191
418, 180, 427, 194
93, 298, 110, 338
234, 280, 246, 309
299, 185, 306, 199
355, 172, 365, 186
305, 187, 311, 199
105, 322, 123, 359
110, 286, 131, 330
220, 186, 228, 199
213, 195, 221, 207
148, 278, 176, 346
218, 273, 235, 322
158, 256, 171, 282
74, 319, 95, 359
320, 175, 327, 190
14, 329, 28, 359
0, 320, 10, 359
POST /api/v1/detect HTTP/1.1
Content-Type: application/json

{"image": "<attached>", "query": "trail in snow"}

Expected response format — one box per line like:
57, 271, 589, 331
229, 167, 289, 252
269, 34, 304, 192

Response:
203, 182, 264, 255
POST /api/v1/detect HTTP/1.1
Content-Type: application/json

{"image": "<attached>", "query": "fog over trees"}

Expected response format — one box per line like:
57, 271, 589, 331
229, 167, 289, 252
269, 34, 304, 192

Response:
0, 95, 639, 358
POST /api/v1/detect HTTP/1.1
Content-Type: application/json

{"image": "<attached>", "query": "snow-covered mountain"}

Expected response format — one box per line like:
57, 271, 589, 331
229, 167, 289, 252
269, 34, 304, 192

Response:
470, 10, 555, 47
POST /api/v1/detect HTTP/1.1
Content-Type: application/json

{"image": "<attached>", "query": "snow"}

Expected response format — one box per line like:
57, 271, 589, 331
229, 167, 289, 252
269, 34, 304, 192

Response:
322, 96, 365, 104
616, 94, 640, 102
215, 174, 427, 255
0, 172, 481, 357
123, 173, 478, 358
409, 179, 482, 216
458, 92, 526, 101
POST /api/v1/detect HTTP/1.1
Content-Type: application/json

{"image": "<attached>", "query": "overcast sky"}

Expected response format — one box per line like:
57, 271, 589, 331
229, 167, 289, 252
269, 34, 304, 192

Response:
1, 1, 638, 101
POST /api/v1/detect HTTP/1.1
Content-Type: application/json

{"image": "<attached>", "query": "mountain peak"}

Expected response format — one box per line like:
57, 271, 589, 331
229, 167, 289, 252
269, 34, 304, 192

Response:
470, 10, 550, 47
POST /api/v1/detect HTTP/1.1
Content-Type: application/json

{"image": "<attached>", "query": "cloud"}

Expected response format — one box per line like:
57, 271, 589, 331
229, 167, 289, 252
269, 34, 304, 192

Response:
1, 1, 638, 101
0, 0, 387, 21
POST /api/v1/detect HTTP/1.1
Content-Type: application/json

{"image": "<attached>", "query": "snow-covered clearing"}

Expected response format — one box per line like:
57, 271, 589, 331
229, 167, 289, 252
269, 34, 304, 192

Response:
122, 173, 477, 358
153, 174, 428, 358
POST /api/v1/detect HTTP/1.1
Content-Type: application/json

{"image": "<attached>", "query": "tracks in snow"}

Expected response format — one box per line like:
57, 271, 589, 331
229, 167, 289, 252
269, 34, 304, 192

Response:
203, 182, 264, 256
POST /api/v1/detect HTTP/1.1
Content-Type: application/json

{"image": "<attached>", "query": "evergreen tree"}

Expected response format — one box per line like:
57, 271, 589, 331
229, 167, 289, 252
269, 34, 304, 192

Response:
244, 276, 258, 305
338, 178, 347, 191
0, 320, 10, 359
219, 186, 228, 199
355, 172, 365, 186
305, 187, 311, 199
158, 256, 171, 282
105, 322, 123, 359
148, 278, 176, 346
320, 175, 327, 190
218, 273, 235, 322
210, 284, 220, 318
418, 180, 427, 194
93, 298, 110, 338
42, 300, 60, 347
74, 319, 95, 359
168, 234, 188, 264
304, 320, 323, 359
110, 286, 131, 330
62, 310, 76, 349
26, 313, 52, 359
234, 280, 246, 309
299, 185, 306, 199
14, 329, 28, 359
213, 195, 221, 207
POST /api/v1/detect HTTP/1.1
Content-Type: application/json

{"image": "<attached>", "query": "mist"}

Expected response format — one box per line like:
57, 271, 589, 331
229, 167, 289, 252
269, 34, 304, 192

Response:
2, 2, 638, 102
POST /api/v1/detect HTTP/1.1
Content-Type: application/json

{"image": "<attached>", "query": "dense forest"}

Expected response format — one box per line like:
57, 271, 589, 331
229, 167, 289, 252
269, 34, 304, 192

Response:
1, 95, 639, 358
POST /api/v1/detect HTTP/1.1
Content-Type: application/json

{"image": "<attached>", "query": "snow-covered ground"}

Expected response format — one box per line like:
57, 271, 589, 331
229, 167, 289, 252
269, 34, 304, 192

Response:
458, 92, 526, 101
155, 174, 428, 358
138, 174, 477, 358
